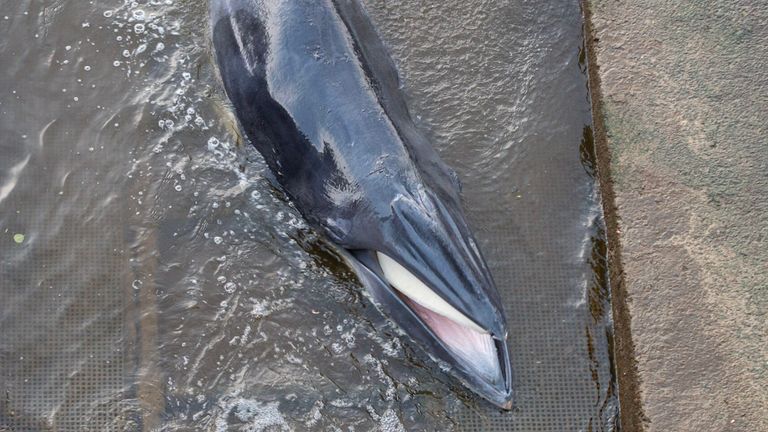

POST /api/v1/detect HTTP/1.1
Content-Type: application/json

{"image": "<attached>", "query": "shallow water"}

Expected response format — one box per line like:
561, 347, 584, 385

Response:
0, 0, 616, 431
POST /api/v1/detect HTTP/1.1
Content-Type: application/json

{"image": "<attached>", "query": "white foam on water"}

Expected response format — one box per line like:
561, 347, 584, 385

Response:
363, 354, 397, 402
215, 398, 291, 432
303, 400, 324, 428
379, 408, 406, 432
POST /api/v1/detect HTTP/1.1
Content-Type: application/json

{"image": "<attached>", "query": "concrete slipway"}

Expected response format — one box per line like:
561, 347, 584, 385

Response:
584, 1, 767, 430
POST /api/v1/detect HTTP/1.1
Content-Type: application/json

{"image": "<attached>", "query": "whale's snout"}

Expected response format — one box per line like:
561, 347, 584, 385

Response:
343, 190, 513, 409
376, 252, 504, 385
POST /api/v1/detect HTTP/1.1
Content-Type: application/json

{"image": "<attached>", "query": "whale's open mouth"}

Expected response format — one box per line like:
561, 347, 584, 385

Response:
375, 252, 505, 386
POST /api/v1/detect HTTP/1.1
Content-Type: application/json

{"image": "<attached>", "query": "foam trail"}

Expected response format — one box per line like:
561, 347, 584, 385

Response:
0, 154, 30, 205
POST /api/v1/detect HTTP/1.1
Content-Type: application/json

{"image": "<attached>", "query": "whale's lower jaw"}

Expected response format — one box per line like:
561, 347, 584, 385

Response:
336, 248, 514, 410
402, 297, 504, 386
375, 251, 505, 387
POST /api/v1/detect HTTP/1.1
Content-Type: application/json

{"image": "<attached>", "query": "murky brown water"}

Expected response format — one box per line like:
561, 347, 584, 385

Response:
0, 0, 616, 431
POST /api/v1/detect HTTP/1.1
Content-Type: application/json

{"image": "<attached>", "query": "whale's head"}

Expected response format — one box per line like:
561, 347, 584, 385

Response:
333, 184, 514, 410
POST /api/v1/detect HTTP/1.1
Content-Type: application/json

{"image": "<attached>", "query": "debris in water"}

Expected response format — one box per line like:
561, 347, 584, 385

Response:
13, 233, 25, 244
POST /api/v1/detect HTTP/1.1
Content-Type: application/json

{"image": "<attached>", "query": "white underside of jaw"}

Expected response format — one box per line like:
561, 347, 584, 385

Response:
376, 252, 486, 333
376, 252, 502, 383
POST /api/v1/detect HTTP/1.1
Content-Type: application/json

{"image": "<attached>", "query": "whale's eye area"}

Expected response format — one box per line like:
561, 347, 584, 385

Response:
376, 252, 503, 383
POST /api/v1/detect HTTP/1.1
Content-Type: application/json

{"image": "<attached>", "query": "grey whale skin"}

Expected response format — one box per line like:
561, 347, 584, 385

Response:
210, 0, 513, 409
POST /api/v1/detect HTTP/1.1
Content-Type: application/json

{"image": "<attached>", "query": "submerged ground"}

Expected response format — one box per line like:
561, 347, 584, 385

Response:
1, 1, 614, 431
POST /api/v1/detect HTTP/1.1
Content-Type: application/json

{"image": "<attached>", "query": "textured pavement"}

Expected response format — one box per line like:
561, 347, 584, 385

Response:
585, 1, 768, 430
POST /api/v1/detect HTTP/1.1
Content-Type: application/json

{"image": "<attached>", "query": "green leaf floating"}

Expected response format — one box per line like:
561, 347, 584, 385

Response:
13, 233, 25, 244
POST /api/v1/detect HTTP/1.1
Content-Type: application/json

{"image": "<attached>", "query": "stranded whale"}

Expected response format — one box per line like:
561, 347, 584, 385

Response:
210, 0, 513, 408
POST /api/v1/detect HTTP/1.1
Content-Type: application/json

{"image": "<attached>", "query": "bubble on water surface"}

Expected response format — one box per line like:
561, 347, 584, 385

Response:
224, 282, 236, 293
207, 137, 220, 150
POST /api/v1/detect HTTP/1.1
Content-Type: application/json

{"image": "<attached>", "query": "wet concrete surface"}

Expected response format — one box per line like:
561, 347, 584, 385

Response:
585, 0, 768, 430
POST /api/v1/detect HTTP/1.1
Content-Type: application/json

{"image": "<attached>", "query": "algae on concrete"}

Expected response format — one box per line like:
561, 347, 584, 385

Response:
586, 0, 768, 430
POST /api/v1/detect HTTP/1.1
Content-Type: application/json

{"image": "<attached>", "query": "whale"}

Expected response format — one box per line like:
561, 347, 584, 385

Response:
210, 0, 513, 409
